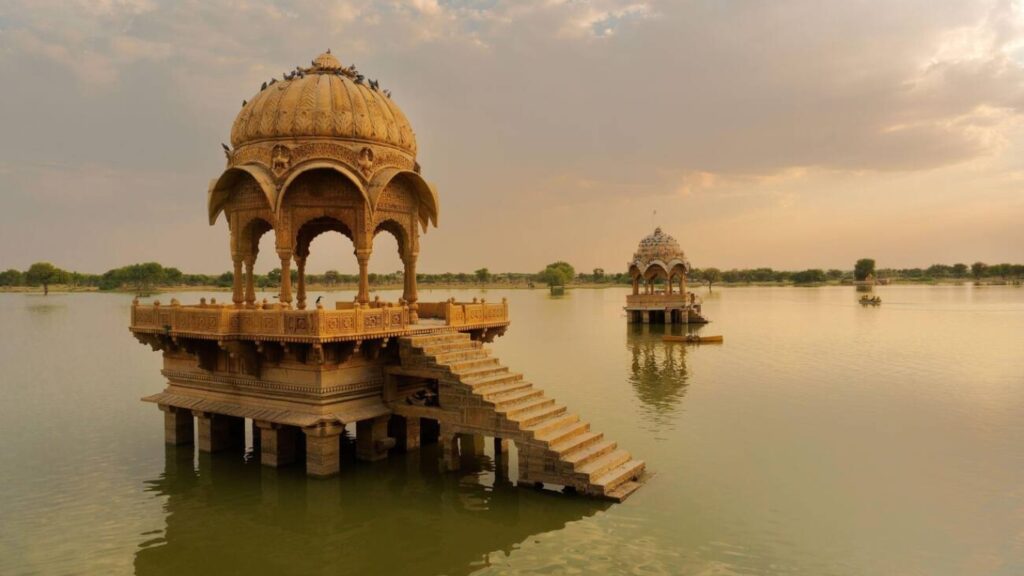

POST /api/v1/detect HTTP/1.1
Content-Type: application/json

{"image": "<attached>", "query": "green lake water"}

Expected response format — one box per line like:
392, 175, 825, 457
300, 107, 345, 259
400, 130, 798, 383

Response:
1, 285, 1022, 575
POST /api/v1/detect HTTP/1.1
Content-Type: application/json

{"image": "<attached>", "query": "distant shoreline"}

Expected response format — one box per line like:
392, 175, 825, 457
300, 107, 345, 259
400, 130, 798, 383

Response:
2, 279, 1019, 295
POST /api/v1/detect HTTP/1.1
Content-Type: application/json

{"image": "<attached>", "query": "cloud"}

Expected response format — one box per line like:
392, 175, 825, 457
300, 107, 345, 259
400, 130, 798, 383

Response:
0, 0, 1022, 271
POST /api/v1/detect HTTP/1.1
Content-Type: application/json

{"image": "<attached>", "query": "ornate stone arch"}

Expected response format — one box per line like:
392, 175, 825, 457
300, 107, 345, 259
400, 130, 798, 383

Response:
372, 217, 412, 261
294, 216, 357, 259
642, 261, 671, 282
238, 216, 275, 259
277, 161, 369, 214
368, 168, 439, 232
208, 165, 277, 225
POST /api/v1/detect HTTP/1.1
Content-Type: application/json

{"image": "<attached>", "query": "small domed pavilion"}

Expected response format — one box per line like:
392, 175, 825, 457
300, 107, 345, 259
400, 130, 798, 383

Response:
625, 227, 707, 324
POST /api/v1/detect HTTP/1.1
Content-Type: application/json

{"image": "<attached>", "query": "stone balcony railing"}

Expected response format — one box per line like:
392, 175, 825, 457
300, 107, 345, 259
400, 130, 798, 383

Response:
416, 299, 509, 327
130, 297, 510, 343
625, 293, 701, 308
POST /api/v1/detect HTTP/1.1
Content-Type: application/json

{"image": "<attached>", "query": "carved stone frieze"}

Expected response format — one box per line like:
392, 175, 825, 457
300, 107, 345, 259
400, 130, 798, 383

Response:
229, 141, 414, 186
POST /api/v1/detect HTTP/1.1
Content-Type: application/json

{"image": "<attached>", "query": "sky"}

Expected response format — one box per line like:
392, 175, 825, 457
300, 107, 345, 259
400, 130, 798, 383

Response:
1, 0, 1023, 275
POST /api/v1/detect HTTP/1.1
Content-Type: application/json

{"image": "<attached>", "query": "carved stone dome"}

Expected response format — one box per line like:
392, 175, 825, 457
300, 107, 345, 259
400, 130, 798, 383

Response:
230, 51, 417, 155
634, 226, 684, 262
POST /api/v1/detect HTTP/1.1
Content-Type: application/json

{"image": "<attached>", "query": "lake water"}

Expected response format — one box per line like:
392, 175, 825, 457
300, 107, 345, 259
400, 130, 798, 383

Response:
1, 285, 1022, 575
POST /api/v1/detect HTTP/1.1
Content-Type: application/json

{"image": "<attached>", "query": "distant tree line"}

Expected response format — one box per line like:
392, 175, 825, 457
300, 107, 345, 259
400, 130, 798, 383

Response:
1, 259, 1022, 294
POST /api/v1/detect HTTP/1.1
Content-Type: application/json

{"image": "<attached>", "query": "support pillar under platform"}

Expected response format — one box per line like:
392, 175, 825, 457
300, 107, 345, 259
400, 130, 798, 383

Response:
256, 421, 298, 468
388, 415, 421, 452
159, 405, 193, 446
459, 433, 485, 458
194, 411, 244, 453
304, 423, 344, 478
439, 426, 460, 472
357, 416, 394, 462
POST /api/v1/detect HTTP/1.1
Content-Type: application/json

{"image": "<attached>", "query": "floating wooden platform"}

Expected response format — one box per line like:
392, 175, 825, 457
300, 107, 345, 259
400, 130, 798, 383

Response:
662, 335, 723, 344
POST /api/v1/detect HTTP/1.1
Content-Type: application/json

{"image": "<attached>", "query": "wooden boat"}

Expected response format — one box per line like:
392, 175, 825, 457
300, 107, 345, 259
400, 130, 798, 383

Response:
663, 334, 724, 344
859, 295, 882, 306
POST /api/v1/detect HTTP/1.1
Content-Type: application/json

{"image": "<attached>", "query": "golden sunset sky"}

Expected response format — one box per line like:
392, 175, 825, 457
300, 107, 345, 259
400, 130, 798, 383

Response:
1, 0, 1022, 275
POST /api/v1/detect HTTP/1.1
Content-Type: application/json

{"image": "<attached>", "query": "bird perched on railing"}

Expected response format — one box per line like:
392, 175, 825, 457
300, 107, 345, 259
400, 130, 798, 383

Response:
315, 296, 323, 304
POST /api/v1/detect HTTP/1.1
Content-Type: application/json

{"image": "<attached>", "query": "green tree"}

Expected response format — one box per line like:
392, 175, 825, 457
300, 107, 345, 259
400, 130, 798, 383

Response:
0, 269, 23, 286
25, 262, 66, 295
163, 267, 183, 285
952, 263, 968, 278
537, 261, 575, 287
593, 268, 605, 281
124, 262, 165, 293
475, 268, 491, 284
971, 261, 988, 280
266, 268, 282, 286
854, 258, 875, 281
323, 269, 340, 287
792, 269, 826, 284
702, 267, 722, 292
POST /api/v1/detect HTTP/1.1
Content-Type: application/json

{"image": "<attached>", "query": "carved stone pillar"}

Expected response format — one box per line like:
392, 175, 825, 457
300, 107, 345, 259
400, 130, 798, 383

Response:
632, 276, 639, 295
278, 250, 293, 306
402, 253, 419, 323
232, 256, 244, 307
304, 422, 344, 477
159, 405, 193, 446
355, 249, 371, 304
244, 257, 256, 306
295, 255, 307, 310
256, 421, 298, 468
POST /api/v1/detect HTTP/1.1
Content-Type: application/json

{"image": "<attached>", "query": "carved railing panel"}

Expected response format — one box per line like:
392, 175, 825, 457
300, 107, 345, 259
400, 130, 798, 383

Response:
130, 299, 505, 341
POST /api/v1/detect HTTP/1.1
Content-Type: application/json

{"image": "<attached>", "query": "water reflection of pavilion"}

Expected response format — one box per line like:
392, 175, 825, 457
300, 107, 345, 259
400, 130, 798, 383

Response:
135, 444, 605, 576
627, 325, 690, 423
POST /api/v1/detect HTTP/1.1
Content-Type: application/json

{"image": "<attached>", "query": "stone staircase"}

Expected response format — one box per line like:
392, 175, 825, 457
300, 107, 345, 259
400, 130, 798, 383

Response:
398, 332, 646, 501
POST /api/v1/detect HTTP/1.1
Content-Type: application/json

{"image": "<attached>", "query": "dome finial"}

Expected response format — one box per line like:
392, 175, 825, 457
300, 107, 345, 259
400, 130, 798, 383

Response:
312, 50, 342, 72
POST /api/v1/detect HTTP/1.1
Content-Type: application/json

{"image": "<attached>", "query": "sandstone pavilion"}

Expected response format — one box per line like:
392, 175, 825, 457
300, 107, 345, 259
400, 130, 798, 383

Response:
130, 52, 645, 501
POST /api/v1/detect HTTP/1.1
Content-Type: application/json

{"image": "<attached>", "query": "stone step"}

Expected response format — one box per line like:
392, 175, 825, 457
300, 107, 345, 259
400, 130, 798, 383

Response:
502, 397, 555, 418
577, 449, 631, 478
534, 419, 590, 445
432, 348, 491, 364
445, 357, 500, 372
487, 387, 544, 409
406, 332, 469, 347
563, 439, 618, 468
419, 340, 482, 356
526, 412, 579, 436
463, 371, 523, 389
475, 379, 534, 398
605, 480, 643, 503
594, 460, 645, 494
516, 404, 566, 428
549, 431, 605, 458
453, 364, 509, 380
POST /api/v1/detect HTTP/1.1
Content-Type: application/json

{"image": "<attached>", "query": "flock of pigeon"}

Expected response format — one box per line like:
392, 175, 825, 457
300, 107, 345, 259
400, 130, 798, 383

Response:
242, 50, 393, 111
223, 51, 392, 157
